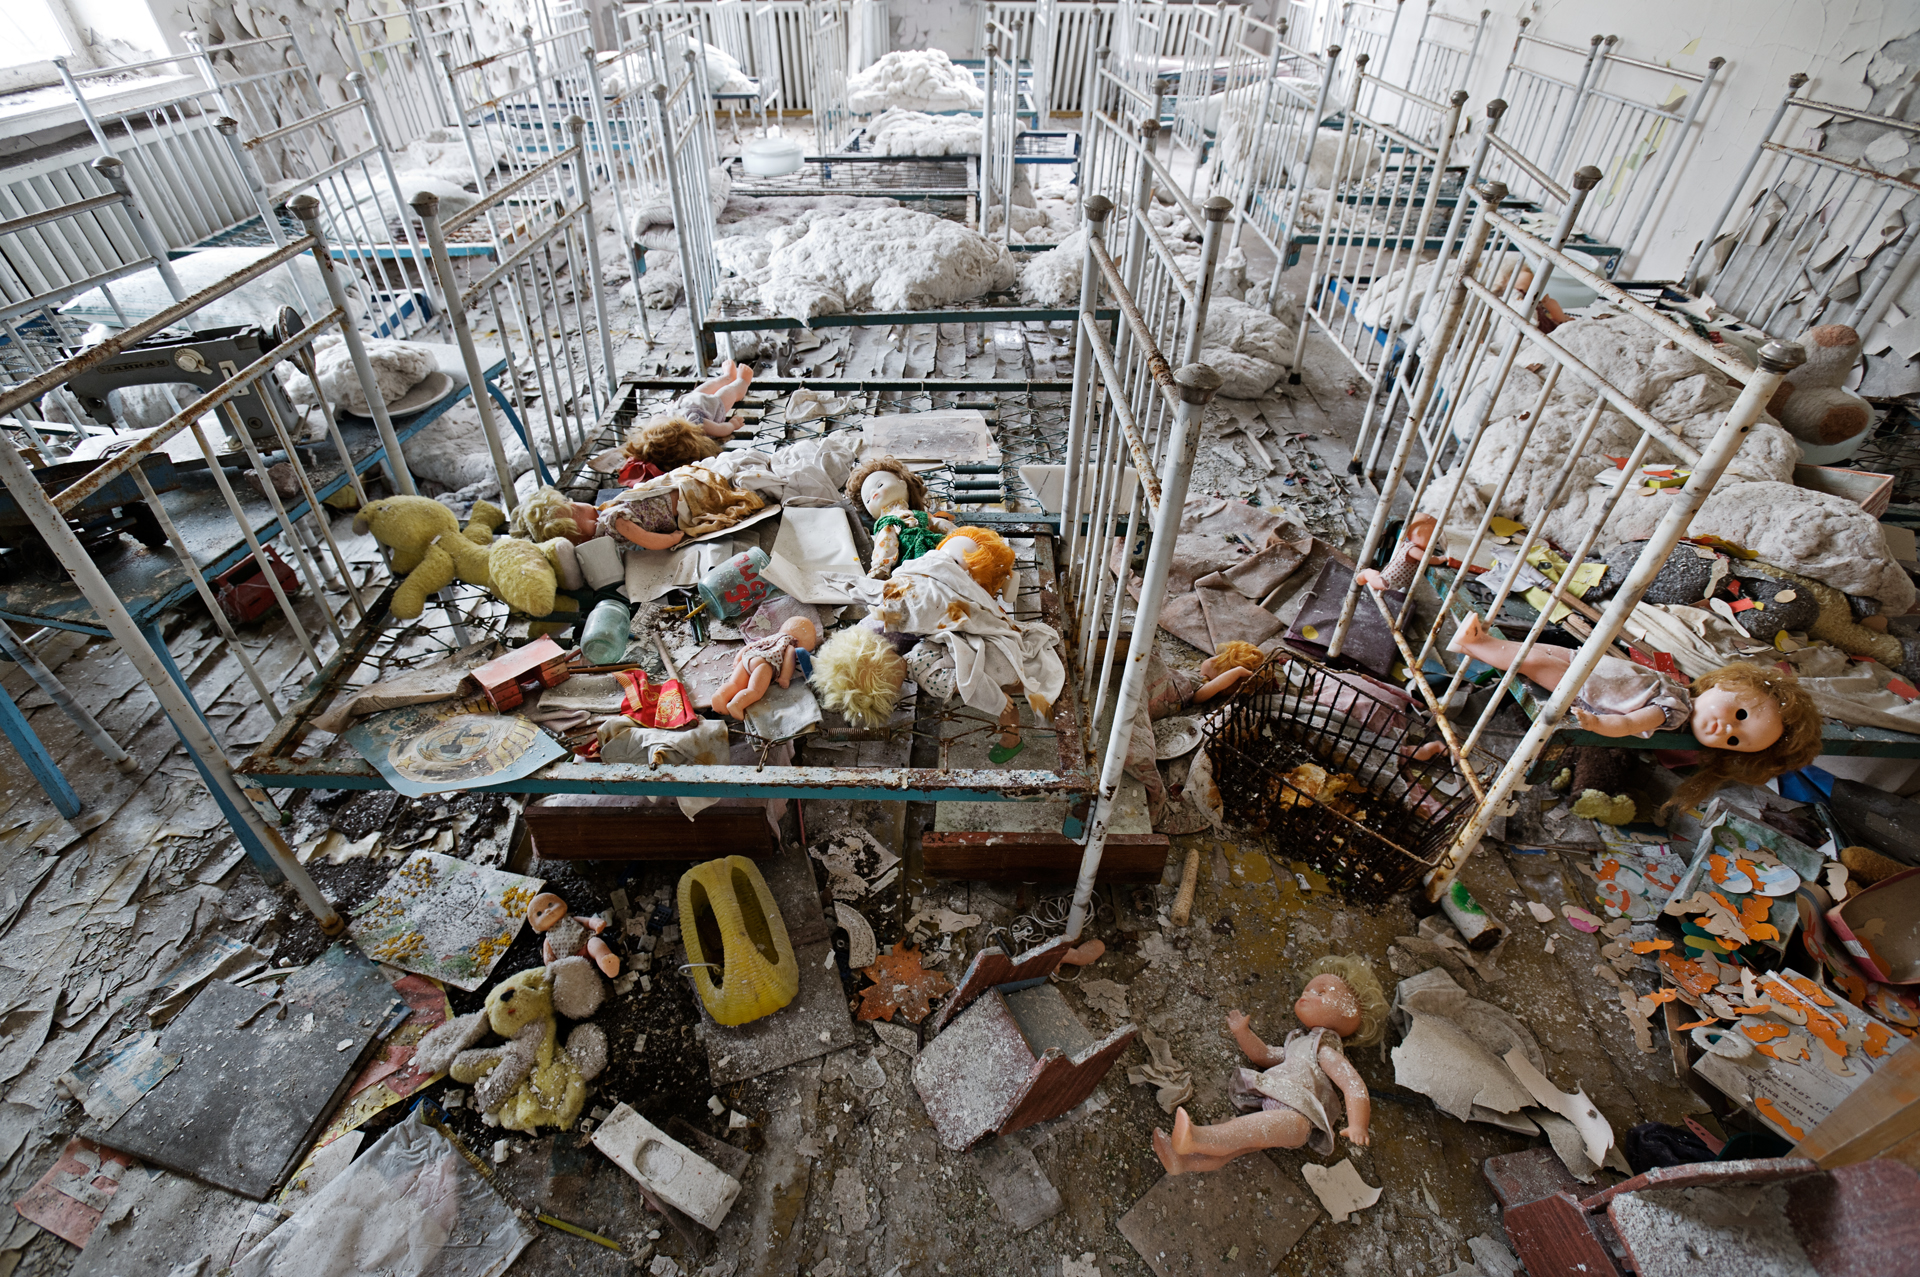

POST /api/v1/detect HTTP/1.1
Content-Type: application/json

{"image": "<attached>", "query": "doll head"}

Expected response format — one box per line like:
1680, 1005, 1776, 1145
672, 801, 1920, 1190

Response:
1405, 512, 1437, 553
1202, 640, 1269, 681
938, 526, 1016, 598
513, 486, 599, 543
527, 892, 569, 933
845, 456, 928, 518
780, 615, 821, 651
1662, 662, 1823, 819
624, 416, 722, 473
1296, 955, 1387, 1047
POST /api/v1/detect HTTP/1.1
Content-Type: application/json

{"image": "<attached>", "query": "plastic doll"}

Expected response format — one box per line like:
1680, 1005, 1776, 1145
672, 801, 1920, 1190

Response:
712, 616, 820, 719
619, 416, 723, 486
1447, 611, 1823, 816
601, 463, 767, 551
845, 456, 955, 579
672, 358, 754, 438
1154, 956, 1387, 1175
527, 891, 620, 978
1356, 512, 1436, 593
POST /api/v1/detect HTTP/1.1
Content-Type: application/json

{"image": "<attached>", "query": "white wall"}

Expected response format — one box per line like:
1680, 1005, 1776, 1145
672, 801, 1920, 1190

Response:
1433, 0, 1920, 283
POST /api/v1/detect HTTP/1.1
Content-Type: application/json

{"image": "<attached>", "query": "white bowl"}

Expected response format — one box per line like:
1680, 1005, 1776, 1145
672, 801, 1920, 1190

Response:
743, 138, 804, 177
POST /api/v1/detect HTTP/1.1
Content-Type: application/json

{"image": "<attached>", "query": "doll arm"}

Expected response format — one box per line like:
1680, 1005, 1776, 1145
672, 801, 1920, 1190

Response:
613, 516, 686, 552
1319, 1043, 1371, 1145
1192, 665, 1254, 703
1572, 704, 1666, 737
869, 522, 901, 578
1225, 1009, 1286, 1068
778, 645, 796, 689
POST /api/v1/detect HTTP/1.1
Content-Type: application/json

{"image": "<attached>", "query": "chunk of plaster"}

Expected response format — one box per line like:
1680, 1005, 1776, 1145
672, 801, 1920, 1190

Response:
1501, 1048, 1613, 1169
1301, 1158, 1381, 1223
1526, 901, 1554, 923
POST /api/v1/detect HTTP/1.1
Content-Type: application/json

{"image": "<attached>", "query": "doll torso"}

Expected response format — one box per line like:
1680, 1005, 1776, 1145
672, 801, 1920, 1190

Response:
546, 914, 591, 957
872, 506, 945, 564
739, 631, 797, 675
1573, 655, 1690, 737
1230, 1026, 1343, 1155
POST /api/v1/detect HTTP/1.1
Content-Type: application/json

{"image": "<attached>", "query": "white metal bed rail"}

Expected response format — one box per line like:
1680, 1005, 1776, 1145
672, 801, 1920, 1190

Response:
1488, 23, 1723, 272
0, 198, 436, 933
415, 121, 617, 511
336, 3, 459, 149
1686, 73, 1920, 340
806, 0, 853, 154
1329, 0, 1405, 114
1288, 63, 1467, 430
1327, 177, 1806, 895
1398, 2, 1487, 141
0, 156, 186, 453
1055, 188, 1225, 938
983, 20, 1022, 240
656, 46, 725, 374
1208, 29, 1334, 271
50, 52, 259, 255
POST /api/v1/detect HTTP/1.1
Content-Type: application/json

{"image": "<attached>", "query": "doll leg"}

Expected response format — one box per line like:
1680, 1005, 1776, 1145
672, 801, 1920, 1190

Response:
1152, 1128, 1240, 1175
988, 694, 1024, 764
586, 935, 619, 977
1447, 611, 1576, 692
710, 669, 749, 715
1169, 1105, 1315, 1160
722, 662, 776, 718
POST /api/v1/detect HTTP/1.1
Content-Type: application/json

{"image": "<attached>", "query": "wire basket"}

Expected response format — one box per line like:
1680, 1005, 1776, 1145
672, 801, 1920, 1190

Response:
1198, 652, 1497, 907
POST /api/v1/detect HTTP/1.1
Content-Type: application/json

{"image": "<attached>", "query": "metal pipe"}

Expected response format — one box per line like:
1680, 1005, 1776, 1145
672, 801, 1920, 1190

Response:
1328, 180, 1504, 659
291, 194, 416, 498
0, 617, 137, 773
1059, 195, 1109, 596
649, 80, 708, 378
1616, 55, 1723, 269
1065, 363, 1220, 941
0, 434, 341, 928
1181, 196, 1231, 366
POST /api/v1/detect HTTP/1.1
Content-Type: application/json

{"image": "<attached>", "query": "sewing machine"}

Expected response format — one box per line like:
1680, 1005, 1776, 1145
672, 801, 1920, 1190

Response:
65, 322, 304, 449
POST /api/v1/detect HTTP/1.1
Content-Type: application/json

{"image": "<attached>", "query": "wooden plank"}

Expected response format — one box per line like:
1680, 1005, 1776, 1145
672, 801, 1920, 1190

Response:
920, 831, 1168, 884
1501, 1192, 1622, 1277
526, 794, 778, 861
1792, 1037, 1920, 1169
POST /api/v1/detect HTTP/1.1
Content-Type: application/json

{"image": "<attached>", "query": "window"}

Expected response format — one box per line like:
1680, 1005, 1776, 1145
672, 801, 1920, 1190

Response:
0, 0, 73, 72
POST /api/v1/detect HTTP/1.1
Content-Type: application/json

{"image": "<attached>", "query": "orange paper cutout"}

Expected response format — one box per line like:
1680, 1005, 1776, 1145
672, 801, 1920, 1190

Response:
1753, 1097, 1804, 1141
1632, 939, 1674, 954
1676, 1018, 1718, 1030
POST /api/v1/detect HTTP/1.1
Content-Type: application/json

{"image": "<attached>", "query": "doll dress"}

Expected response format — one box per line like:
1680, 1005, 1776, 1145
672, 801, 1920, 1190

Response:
1227, 1026, 1344, 1156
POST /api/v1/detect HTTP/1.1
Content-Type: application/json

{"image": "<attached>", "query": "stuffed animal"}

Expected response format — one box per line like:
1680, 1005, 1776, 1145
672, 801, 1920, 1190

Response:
810, 624, 908, 728
354, 496, 559, 620
1767, 324, 1873, 446
412, 961, 608, 1132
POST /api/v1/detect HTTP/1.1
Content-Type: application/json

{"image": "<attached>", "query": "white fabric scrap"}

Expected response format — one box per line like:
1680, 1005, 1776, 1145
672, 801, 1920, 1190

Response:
1301, 1159, 1381, 1223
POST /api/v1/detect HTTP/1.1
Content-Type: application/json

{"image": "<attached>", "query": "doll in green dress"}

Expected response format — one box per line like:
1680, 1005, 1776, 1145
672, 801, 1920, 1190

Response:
847, 456, 955, 580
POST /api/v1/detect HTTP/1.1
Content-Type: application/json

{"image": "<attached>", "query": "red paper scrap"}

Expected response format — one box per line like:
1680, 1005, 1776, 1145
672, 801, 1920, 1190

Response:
12, 1138, 136, 1248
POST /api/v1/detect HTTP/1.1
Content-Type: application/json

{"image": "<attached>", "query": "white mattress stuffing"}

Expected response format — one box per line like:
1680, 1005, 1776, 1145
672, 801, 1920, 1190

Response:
400, 398, 540, 493
1419, 308, 1916, 611
281, 334, 435, 416
755, 207, 1018, 321
861, 108, 983, 156
701, 43, 755, 95
387, 128, 507, 188
629, 166, 734, 242
847, 50, 984, 114
1019, 227, 1087, 306
1198, 297, 1299, 399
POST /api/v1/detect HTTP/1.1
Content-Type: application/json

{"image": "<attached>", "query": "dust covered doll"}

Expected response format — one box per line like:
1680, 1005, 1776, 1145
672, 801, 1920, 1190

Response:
1154, 956, 1386, 1174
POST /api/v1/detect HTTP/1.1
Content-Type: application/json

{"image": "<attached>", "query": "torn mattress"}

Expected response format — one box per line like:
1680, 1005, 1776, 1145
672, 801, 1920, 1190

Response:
752, 207, 1017, 321
846, 50, 984, 114
1422, 310, 1913, 610
861, 108, 983, 156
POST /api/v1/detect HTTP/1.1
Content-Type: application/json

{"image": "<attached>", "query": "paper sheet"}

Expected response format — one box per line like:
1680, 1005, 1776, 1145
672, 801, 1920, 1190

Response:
1501, 1047, 1613, 1168
624, 538, 741, 602
761, 506, 863, 604
1300, 1159, 1380, 1223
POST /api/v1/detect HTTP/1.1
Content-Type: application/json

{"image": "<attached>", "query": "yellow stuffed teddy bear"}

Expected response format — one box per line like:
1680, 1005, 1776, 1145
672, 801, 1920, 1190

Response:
411, 961, 609, 1132
353, 496, 571, 621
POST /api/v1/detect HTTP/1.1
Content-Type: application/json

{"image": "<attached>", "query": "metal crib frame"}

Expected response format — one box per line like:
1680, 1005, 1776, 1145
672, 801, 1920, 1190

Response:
1327, 177, 1812, 897
1486, 21, 1723, 274
1397, 1, 1488, 141
0, 202, 434, 934
1686, 72, 1920, 340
